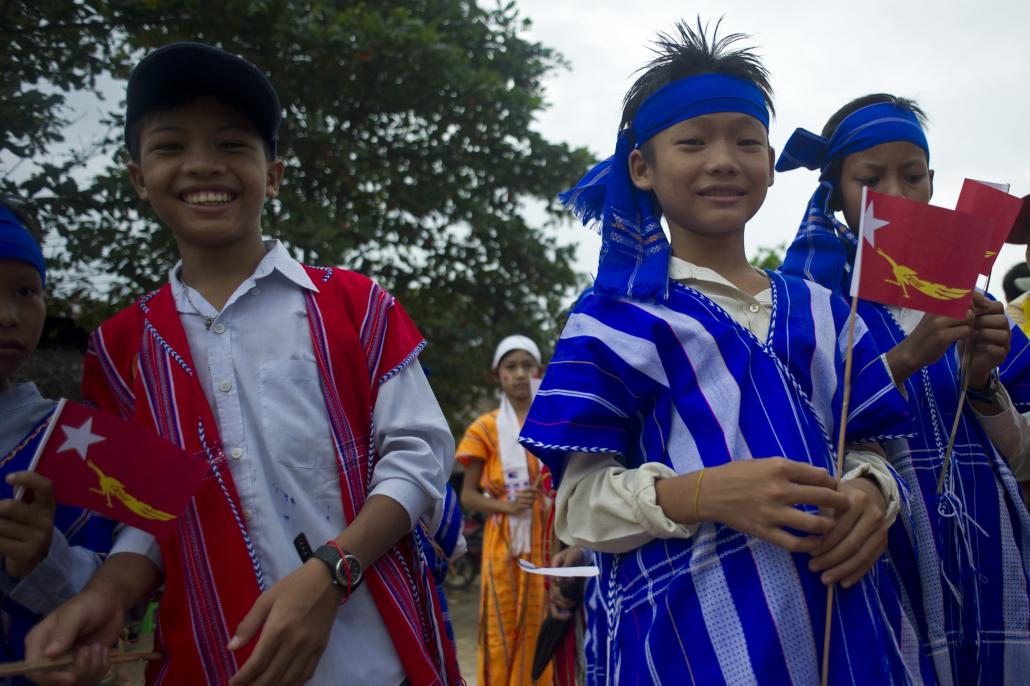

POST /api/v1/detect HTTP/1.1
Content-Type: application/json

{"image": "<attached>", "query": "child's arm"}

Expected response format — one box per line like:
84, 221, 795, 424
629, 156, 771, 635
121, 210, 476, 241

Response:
556, 453, 698, 553
959, 295, 1030, 475
885, 312, 973, 386
228, 363, 451, 686
0, 472, 104, 617
23, 551, 162, 686
555, 453, 849, 556
460, 459, 536, 516
228, 494, 411, 686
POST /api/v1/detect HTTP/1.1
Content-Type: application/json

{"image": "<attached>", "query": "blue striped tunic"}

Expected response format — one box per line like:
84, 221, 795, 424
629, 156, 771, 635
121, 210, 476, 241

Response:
850, 300, 1030, 686
520, 272, 934, 685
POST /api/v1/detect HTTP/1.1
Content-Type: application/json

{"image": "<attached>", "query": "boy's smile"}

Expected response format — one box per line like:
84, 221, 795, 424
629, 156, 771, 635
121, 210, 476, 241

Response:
129, 96, 283, 251
629, 112, 774, 241
0, 260, 45, 391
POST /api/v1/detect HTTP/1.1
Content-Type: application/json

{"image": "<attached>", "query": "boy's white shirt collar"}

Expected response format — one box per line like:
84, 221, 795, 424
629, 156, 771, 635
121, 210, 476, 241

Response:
668, 255, 770, 299
169, 239, 318, 314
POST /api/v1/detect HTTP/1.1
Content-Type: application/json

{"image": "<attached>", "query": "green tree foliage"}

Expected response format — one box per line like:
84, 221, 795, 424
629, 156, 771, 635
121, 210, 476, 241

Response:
750, 242, 786, 271
2, 1, 594, 430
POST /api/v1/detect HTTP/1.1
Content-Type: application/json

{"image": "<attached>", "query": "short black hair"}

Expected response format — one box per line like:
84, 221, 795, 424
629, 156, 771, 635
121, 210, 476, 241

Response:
820, 93, 929, 210
620, 18, 774, 132
127, 91, 275, 163
1003, 261, 1030, 302
0, 195, 43, 244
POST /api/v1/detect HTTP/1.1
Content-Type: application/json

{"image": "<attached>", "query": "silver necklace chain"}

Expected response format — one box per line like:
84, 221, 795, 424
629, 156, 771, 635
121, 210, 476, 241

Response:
180, 278, 215, 330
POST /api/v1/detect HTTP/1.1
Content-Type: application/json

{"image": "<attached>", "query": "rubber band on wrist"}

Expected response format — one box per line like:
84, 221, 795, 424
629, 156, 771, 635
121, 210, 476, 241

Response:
693, 468, 706, 523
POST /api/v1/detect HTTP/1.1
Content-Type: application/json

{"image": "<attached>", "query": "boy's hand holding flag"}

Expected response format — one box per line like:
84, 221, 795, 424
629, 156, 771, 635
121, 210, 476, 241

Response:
23, 399, 209, 538
849, 187, 993, 319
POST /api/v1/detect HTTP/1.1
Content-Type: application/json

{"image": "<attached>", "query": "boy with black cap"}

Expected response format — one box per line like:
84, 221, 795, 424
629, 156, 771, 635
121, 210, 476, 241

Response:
0, 198, 113, 684
25, 43, 460, 686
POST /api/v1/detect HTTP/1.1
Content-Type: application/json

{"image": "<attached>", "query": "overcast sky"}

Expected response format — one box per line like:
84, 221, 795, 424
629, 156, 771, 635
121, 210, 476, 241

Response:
514, 0, 1030, 299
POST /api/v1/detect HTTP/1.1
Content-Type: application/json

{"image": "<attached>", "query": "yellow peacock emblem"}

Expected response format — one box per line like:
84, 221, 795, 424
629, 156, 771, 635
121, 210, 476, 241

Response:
86, 459, 175, 522
875, 248, 970, 301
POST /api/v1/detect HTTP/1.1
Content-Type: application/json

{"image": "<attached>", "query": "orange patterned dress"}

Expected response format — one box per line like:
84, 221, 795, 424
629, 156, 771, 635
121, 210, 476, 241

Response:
457, 409, 556, 686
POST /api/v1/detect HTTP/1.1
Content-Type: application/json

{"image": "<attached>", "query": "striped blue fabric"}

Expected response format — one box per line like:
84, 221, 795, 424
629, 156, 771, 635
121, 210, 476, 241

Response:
415, 483, 464, 644
847, 300, 1030, 686
520, 273, 933, 685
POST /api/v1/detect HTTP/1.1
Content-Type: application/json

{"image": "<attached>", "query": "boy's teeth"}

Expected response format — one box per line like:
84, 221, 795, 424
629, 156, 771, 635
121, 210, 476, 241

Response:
183, 191, 233, 205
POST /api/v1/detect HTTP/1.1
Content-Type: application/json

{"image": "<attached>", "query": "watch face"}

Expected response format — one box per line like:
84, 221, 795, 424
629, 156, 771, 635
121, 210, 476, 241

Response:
334, 555, 362, 588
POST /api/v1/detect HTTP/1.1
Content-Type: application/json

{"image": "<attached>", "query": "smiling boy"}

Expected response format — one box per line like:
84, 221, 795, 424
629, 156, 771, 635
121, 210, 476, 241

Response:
24, 43, 459, 686
518, 22, 931, 684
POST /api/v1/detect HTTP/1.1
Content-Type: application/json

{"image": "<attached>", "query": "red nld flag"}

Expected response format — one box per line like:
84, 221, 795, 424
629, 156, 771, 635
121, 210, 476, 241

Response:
26, 399, 209, 538
1006, 192, 1030, 244
850, 188, 993, 319
954, 179, 1025, 274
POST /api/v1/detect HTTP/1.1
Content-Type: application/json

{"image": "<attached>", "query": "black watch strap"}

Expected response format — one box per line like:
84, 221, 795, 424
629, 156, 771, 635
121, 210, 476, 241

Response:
312, 545, 344, 588
312, 544, 364, 597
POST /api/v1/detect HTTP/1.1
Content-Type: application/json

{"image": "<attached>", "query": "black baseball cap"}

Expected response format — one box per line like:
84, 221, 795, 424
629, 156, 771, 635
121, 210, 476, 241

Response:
124, 42, 281, 160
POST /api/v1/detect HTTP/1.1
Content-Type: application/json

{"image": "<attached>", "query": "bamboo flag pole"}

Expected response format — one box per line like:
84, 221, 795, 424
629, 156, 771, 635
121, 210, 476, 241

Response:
0, 651, 161, 678
936, 341, 976, 494
820, 293, 860, 686
937, 275, 991, 495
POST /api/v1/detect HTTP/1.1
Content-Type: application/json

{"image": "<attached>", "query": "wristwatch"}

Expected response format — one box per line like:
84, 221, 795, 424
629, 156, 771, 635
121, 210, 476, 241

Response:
967, 368, 1001, 404
313, 544, 363, 597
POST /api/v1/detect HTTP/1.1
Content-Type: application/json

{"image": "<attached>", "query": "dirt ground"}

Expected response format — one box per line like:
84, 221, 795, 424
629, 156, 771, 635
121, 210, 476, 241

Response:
445, 581, 481, 685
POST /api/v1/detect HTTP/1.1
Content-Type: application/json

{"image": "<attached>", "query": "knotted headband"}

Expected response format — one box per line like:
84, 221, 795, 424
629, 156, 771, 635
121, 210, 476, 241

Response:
777, 102, 929, 291
560, 73, 770, 301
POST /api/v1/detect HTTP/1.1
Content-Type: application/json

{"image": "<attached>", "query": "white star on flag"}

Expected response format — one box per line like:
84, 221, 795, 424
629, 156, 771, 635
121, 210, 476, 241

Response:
57, 419, 105, 460
862, 200, 891, 248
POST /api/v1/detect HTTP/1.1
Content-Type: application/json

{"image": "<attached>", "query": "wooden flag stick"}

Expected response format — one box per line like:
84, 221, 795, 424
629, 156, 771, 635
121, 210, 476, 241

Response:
937, 275, 991, 495
821, 294, 860, 686
936, 341, 976, 494
0, 650, 161, 678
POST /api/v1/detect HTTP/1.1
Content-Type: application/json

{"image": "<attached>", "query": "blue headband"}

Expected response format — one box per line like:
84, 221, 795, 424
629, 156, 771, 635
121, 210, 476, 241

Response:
778, 102, 930, 292
0, 205, 45, 286
559, 73, 770, 302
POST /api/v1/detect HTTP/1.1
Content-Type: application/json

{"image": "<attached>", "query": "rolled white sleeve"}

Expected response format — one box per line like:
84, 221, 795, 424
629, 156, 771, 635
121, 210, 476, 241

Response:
108, 525, 164, 574
842, 448, 901, 525
370, 364, 453, 530
555, 452, 698, 554
972, 385, 1030, 480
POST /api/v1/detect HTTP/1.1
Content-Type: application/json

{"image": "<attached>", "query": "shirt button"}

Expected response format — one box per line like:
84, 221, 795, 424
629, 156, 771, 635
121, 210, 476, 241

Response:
218, 380, 233, 393
230, 447, 244, 460
748, 303, 761, 314
250, 288, 261, 296
212, 323, 226, 334
243, 508, 252, 521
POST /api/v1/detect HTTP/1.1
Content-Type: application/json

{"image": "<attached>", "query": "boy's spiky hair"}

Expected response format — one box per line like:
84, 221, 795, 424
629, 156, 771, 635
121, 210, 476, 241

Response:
620, 18, 775, 131
820, 93, 929, 140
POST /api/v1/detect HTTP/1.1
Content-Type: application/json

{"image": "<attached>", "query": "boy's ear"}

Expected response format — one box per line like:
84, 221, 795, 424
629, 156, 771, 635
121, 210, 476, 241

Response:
266, 159, 285, 198
767, 146, 776, 188
628, 148, 654, 192
128, 162, 148, 201
928, 168, 935, 202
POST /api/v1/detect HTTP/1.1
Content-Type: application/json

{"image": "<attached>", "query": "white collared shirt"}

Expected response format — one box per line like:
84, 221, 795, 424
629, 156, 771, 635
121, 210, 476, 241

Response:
111, 240, 453, 684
